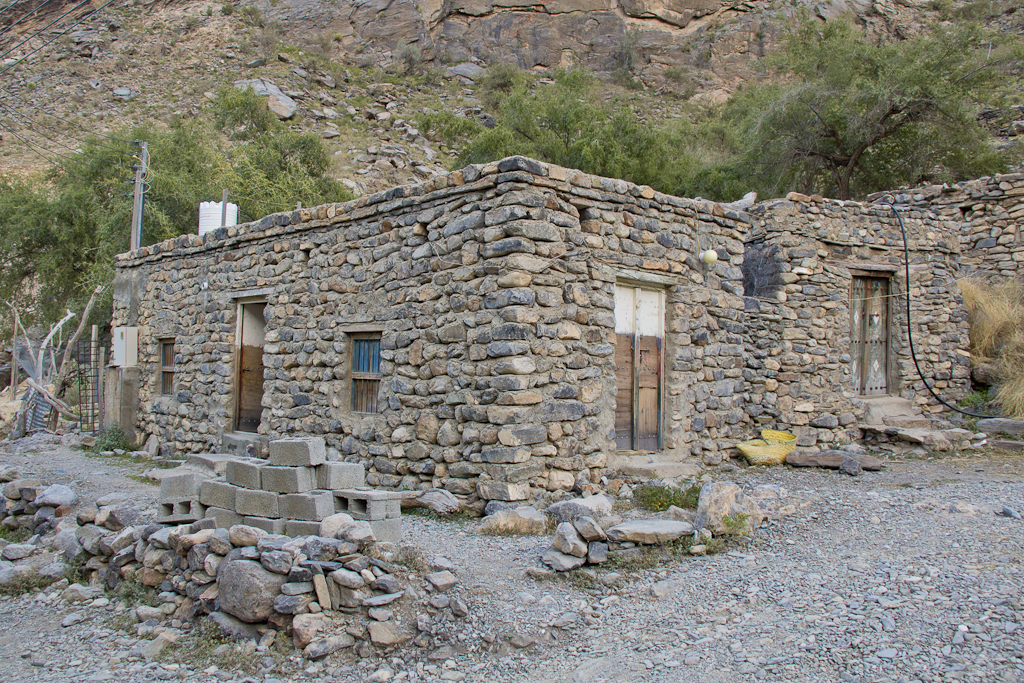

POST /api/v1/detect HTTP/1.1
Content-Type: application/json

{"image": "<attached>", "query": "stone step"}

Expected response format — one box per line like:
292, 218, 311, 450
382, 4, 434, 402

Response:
222, 431, 267, 458
858, 396, 919, 426
609, 453, 701, 480
881, 415, 935, 429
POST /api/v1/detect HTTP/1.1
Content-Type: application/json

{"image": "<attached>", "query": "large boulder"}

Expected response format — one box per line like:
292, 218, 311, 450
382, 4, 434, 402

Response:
218, 560, 287, 623
694, 481, 763, 536
34, 484, 78, 508
551, 523, 587, 557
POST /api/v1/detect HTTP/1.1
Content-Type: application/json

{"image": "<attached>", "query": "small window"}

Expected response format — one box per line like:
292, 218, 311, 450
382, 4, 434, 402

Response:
351, 334, 381, 413
160, 340, 175, 395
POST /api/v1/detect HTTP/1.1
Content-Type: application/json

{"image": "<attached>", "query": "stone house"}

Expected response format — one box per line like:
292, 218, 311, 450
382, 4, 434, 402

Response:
109, 156, 971, 502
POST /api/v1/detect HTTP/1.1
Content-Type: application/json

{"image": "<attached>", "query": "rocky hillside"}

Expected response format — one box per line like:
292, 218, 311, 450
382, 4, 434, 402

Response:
0, 0, 1020, 197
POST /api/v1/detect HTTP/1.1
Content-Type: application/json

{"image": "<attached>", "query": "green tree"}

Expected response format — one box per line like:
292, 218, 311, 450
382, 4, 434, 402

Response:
0, 88, 351, 326
734, 17, 1019, 199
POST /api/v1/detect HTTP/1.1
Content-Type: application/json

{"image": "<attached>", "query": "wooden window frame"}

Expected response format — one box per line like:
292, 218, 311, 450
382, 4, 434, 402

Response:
159, 339, 175, 396
351, 332, 382, 414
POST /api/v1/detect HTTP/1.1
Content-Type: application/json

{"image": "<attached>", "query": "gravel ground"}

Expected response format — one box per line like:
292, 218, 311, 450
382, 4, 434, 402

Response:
1, 441, 1022, 683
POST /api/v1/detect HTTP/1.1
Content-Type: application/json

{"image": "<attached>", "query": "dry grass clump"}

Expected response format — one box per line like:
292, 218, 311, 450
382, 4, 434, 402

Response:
959, 277, 1024, 417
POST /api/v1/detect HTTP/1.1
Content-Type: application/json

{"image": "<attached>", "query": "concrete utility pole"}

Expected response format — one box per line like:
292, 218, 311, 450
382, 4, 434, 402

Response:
129, 141, 149, 251
221, 188, 229, 228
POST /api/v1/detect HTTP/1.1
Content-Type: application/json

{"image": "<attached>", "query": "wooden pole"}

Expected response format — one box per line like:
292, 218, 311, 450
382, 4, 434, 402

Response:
90, 325, 98, 434
9, 325, 16, 400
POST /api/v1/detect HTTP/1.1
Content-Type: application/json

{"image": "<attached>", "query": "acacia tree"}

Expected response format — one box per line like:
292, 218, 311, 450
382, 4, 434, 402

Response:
737, 18, 1019, 199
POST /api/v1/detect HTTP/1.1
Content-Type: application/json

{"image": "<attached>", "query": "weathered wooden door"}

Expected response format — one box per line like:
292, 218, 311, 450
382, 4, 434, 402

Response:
850, 277, 890, 396
235, 302, 266, 433
614, 285, 664, 451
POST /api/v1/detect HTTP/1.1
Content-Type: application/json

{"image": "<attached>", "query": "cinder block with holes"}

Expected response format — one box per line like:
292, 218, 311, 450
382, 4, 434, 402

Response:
235, 488, 280, 518
159, 472, 209, 500
333, 489, 403, 521
243, 516, 286, 535
260, 466, 315, 494
204, 506, 244, 529
224, 458, 264, 490
156, 499, 206, 524
315, 462, 365, 490
285, 520, 322, 537
199, 479, 238, 510
268, 437, 327, 467
279, 490, 334, 521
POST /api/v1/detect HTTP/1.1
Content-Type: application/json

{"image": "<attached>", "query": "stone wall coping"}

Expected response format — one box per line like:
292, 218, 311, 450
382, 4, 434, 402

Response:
114, 155, 750, 269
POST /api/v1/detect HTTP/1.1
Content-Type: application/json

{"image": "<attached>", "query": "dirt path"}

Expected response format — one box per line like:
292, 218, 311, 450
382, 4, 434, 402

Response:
0, 441, 1021, 683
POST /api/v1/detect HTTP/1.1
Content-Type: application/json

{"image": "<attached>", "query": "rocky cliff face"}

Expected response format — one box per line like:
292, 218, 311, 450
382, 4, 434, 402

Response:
269, 0, 901, 91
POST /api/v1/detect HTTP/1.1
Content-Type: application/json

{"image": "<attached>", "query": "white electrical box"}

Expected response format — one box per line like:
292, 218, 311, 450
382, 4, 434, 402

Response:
112, 327, 138, 367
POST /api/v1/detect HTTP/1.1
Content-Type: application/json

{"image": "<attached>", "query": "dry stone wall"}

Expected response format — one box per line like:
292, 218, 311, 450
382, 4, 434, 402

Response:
113, 157, 749, 501
744, 193, 971, 444
867, 172, 1024, 282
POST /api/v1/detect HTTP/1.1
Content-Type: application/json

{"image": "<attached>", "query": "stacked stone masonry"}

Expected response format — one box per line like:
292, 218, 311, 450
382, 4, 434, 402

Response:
113, 156, 979, 500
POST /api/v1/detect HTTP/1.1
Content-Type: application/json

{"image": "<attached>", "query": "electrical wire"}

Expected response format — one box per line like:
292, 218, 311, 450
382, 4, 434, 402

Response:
880, 198, 996, 419
0, 0, 90, 62
0, 0, 57, 38
0, 86, 135, 146
0, 119, 131, 195
0, 99, 132, 167
0, 0, 25, 18
0, 0, 117, 76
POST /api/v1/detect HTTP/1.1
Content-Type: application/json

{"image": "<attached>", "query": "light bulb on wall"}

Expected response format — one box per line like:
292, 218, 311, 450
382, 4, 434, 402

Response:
701, 249, 719, 265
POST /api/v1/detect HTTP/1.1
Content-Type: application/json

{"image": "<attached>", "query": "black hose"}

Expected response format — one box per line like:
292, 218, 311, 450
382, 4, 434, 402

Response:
879, 198, 994, 419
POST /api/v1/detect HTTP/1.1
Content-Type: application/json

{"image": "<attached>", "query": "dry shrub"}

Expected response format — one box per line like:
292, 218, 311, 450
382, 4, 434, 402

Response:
960, 277, 1024, 417
959, 278, 1024, 361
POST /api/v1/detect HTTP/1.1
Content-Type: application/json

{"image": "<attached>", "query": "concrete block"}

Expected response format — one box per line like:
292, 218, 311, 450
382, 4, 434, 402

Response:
199, 479, 239, 510
204, 506, 244, 529
315, 462, 365, 490
369, 517, 402, 544
158, 472, 210, 501
235, 488, 280, 518
225, 458, 264, 490
280, 490, 335, 521
333, 489, 403, 521
260, 466, 314, 494
156, 499, 206, 524
285, 520, 322, 537
185, 453, 236, 476
268, 437, 327, 467
243, 516, 286, 535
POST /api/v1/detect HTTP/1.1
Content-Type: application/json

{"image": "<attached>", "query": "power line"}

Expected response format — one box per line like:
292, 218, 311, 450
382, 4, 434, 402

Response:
0, 86, 135, 146
0, 0, 117, 75
0, 119, 131, 195
0, 99, 131, 168
0, 92, 133, 153
0, 0, 91, 62
0, 0, 57, 39
0, 0, 25, 18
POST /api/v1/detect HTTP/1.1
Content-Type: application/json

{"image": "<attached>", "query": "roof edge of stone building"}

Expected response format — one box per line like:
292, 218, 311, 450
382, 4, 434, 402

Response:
114, 155, 750, 267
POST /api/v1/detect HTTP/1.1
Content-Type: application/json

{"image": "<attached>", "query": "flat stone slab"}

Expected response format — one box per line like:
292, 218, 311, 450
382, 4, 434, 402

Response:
989, 440, 1024, 452
605, 520, 694, 545
787, 452, 883, 471
976, 418, 1024, 436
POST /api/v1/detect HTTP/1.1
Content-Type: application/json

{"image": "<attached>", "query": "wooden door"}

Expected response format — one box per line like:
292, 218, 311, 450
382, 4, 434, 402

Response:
235, 302, 266, 432
850, 277, 889, 396
614, 285, 663, 451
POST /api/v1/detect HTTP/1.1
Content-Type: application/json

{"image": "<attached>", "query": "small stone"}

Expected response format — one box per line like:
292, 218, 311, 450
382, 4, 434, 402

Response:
839, 455, 863, 476
368, 621, 410, 647
425, 570, 457, 591
305, 634, 355, 659
552, 522, 588, 557
61, 612, 86, 627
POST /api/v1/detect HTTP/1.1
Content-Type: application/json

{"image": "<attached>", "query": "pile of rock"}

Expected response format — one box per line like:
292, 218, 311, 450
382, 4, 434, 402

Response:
1, 468, 79, 537
59, 509, 465, 658
536, 482, 775, 572
157, 437, 403, 542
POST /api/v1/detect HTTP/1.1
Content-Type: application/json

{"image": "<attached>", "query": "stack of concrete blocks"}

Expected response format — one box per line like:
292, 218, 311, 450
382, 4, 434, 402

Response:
333, 488, 404, 544
197, 436, 402, 541
156, 454, 237, 524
